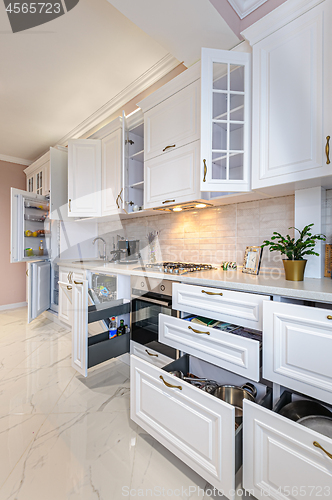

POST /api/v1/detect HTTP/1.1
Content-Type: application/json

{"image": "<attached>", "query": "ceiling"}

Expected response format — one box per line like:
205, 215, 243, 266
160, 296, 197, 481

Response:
0, 0, 239, 164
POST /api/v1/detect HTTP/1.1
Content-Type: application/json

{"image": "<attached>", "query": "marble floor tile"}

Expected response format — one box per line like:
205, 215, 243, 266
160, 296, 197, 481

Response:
16, 340, 72, 370
0, 366, 75, 415
53, 359, 130, 413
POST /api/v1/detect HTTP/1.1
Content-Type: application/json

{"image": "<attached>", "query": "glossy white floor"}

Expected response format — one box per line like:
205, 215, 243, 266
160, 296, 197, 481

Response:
0, 307, 246, 500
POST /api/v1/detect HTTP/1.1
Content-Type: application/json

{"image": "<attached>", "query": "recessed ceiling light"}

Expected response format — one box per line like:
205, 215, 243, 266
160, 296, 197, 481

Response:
195, 203, 207, 209
173, 207, 182, 212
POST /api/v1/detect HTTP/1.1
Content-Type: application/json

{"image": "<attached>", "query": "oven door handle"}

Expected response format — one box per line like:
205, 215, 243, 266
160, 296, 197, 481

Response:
132, 295, 172, 308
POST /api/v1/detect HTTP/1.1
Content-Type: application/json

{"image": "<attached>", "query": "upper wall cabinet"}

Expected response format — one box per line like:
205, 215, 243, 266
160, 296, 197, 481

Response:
139, 68, 202, 210
200, 48, 251, 193
68, 139, 102, 217
243, 0, 331, 189
24, 147, 68, 221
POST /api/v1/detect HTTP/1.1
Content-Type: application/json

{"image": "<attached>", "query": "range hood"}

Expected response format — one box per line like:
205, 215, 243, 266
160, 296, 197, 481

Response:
153, 201, 213, 212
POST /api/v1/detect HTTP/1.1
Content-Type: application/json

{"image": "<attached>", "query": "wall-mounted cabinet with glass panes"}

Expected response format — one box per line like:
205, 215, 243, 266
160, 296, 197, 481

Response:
200, 48, 251, 192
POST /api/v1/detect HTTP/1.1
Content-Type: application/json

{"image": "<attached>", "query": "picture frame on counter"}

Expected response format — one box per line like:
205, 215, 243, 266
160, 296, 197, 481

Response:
242, 246, 263, 275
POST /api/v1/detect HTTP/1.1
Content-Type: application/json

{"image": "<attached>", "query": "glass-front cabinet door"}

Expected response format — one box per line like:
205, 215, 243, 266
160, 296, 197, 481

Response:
200, 48, 251, 192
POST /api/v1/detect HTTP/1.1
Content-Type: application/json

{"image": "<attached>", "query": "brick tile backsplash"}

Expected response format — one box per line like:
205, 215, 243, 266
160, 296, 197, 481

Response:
98, 194, 300, 271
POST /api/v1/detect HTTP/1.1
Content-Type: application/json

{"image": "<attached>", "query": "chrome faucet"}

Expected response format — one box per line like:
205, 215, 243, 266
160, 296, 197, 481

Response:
92, 237, 107, 261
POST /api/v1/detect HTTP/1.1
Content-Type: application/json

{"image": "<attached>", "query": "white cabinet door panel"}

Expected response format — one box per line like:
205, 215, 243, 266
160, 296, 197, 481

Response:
144, 141, 200, 209
144, 80, 200, 161
130, 354, 235, 496
102, 128, 122, 216
72, 279, 88, 377
58, 281, 72, 326
68, 140, 101, 217
252, 6, 325, 188
28, 261, 51, 323
159, 314, 260, 381
173, 283, 269, 330
243, 400, 332, 500
263, 301, 332, 405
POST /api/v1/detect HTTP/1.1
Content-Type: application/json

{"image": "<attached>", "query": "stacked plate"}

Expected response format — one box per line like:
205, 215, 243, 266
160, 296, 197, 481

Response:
279, 400, 332, 438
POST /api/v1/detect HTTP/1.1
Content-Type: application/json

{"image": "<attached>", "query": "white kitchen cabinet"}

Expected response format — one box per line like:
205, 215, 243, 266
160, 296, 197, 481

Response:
58, 268, 73, 326
124, 110, 145, 213
27, 261, 51, 324
144, 141, 201, 209
131, 353, 269, 499
243, 392, 332, 500
200, 48, 251, 192
68, 139, 102, 217
244, 0, 331, 189
263, 300, 332, 405
144, 79, 200, 162
24, 147, 68, 220
71, 275, 130, 377
102, 128, 122, 216
173, 282, 270, 330
159, 313, 260, 381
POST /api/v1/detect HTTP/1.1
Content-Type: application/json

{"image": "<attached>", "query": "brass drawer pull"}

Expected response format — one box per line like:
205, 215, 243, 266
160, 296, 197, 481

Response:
313, 441, 332, 459
203, 159, 207, 182
69, 199, 71, 212
26, 270, 29, 277
67, 285, 72, 291
74, 281, 83, 285
146, 350, 158, 357
188, 325, 210, 335
326, 136, 330, 165
201, 290, 223, 296
327, 315, 332, 320
160, 375, 182, 390
162, 199, 175, 204
163, 144, 176, 152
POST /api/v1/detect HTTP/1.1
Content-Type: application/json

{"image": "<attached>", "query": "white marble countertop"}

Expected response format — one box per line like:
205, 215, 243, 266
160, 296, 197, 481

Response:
56, 258, 332, 303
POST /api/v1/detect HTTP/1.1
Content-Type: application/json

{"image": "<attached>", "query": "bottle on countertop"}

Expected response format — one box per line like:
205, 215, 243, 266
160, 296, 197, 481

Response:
109, 316, 117, 339
117, 319, 125, 336
39, 240, 44, 256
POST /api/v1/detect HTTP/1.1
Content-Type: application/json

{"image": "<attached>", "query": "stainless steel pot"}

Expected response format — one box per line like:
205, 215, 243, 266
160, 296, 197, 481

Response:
212, 383, 257, 419
279, 400, 332, 422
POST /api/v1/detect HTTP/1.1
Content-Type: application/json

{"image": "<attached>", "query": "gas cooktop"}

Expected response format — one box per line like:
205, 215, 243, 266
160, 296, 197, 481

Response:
140, 262, 216, 275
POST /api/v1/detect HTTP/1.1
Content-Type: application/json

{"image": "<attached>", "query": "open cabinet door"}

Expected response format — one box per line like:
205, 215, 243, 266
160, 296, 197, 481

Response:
72, 279, 88, 377
28, 261, 51, 323
11, 188, 49, 263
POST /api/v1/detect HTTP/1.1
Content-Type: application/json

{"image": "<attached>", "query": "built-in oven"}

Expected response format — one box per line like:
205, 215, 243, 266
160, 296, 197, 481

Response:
131, 276, 178, 359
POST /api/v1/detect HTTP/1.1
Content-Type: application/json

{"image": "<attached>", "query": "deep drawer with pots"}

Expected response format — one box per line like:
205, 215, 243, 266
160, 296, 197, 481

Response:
159, 314, 261, 381
173, 283, 270, 330
263, 301, 332, 405
130, 340, 173, 369
243, 391, 332, 499
130, 353, 270, 498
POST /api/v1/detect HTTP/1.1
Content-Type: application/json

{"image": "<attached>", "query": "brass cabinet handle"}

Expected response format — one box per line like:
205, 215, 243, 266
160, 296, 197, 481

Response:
163, 144, 176, 152
201, 290, 223, 296
74, 281, 83, 285
116, 193, 119, 209
160, 375, 182, 390
203, 159, 207, 182
326, 136, 330, 165
188, 325, 210, 335
162, 199, 175, 204
67, 285, 72, 291
327, 315, 332, 320
68, 272, 73, 284
26, 270, 29, 277
117, 188, 123, 209
313, 441, 332, 459
69, 199, 71, 212
145, 349, 158, 357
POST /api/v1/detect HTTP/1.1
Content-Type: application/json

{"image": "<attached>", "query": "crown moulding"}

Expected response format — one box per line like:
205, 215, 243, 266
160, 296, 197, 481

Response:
0, 153, 32, 166
228, 0, 268, 19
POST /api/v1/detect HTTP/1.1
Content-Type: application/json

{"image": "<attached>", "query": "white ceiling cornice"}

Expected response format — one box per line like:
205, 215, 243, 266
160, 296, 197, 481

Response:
56, 53, 180, 146
228, 0, 268, 19
0, 153, 32, 166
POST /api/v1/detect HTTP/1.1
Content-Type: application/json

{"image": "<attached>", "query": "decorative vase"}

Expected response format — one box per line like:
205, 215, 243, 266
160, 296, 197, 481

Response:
283, 260, 307, 281
148, 240, 157, 264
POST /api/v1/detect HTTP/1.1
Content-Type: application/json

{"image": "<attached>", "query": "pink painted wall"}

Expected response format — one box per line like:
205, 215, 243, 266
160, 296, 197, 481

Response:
0, 160, 27, 307
210, 0, 287, 38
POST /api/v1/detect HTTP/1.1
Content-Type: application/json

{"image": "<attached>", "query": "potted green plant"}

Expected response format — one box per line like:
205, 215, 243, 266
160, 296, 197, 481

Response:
262, 224, 326, 281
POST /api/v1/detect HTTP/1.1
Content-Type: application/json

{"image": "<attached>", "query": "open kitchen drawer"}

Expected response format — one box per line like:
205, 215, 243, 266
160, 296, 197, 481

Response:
159, 313, 261, 381
131, 353, 271, 498
173, 283, 270, 330
243, 390, 332, 499
72, 279, 130, 377
263, 300, 332, 405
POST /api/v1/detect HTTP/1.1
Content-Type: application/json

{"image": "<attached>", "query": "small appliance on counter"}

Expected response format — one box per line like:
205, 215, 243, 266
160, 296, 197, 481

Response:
110, 236, 140, 264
